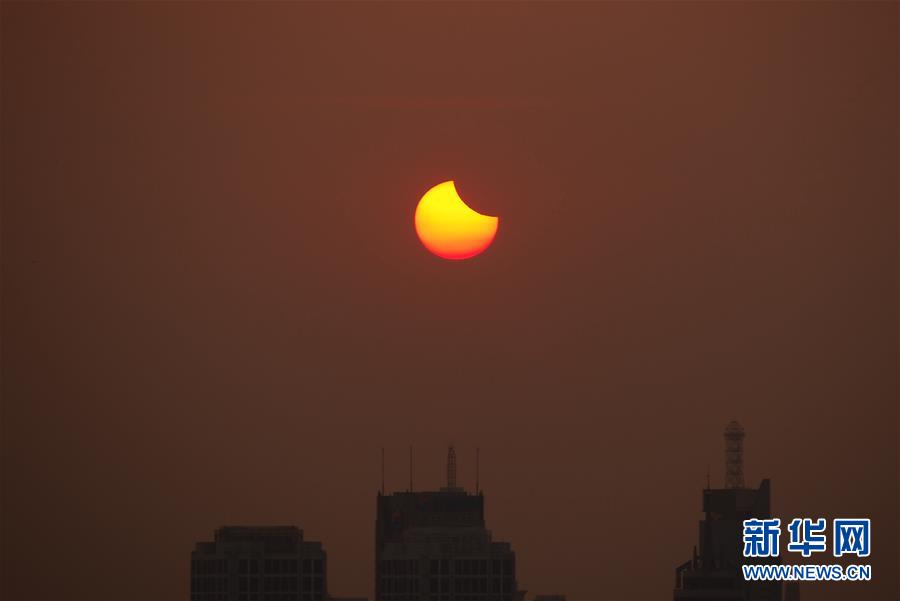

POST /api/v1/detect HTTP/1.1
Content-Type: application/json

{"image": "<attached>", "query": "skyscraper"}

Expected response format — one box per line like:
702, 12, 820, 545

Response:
191, 526, 327, 601
375, 447, 524, 601
672, 422, 796, 601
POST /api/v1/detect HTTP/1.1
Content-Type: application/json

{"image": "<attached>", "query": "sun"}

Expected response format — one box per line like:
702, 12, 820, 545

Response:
414, 181, 499, 260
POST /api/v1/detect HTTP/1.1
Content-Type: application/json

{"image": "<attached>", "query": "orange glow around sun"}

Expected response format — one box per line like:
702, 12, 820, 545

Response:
414, 181, 499, 260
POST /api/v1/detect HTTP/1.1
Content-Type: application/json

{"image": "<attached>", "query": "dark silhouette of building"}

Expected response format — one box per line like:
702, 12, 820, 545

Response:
375, 447, 524, 601
191, 526, 327, 601
673, 422, 798, 601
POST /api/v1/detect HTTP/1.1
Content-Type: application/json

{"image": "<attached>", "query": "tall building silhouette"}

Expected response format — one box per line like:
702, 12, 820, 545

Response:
375, 447, 524, 601
191, 526, 327, 601
673, 422, 799, 601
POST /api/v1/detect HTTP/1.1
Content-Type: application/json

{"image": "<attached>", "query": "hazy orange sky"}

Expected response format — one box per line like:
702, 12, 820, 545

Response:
2, 2, 897, 600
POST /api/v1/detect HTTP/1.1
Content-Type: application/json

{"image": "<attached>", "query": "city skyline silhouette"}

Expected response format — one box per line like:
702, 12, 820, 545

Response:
190, 427, 852, 601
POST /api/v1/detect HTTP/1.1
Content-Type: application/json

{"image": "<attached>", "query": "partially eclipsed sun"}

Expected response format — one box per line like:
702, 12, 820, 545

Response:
414, 181, 499, 260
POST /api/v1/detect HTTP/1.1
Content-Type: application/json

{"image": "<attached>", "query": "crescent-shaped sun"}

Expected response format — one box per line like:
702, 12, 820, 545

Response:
414, 181, 499, 260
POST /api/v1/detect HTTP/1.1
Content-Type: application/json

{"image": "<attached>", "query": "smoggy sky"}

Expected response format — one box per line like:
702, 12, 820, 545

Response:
1, 2, 897, 600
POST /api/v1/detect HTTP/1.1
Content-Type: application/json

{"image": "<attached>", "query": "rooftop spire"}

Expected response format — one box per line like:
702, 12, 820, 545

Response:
447, 446, 457, 489
476, 447, 480, 493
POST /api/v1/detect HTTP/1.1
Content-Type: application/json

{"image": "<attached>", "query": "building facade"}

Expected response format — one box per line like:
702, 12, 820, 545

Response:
191, 526, 327, 601
375, 447, 524, 601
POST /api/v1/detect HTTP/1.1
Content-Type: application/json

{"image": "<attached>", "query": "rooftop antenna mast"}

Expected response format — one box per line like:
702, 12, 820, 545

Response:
724, 420, 745, 489
381, 447, 385, 494
409, 446, 413, 491
447, 445, 457, 489
476, 447, 480, 493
